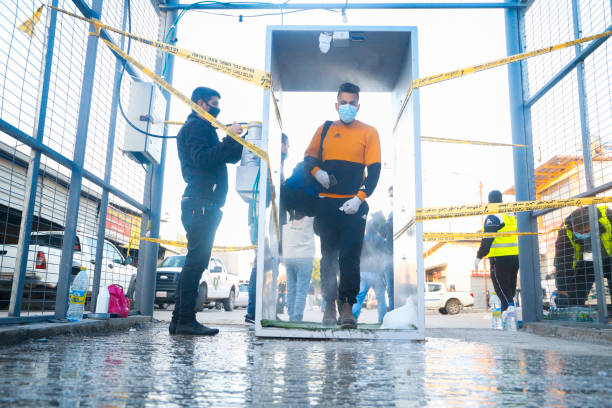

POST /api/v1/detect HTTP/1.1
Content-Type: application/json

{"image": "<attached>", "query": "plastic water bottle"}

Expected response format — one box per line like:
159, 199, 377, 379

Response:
489, 292, 502, 330
95, 285, 109, 314
67, 268, 89, 322
505, 302, 518, 331
550, 292, 557, 311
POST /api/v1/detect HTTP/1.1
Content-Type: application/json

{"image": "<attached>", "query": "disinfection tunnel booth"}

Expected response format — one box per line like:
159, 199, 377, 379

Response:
251, 26, 424, 340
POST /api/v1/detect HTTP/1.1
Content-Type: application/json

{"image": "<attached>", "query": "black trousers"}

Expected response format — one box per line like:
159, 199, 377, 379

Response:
316, 197, 368, 305
555, 259, 612, 307
490, 255, 519, 312
172, 198, 222, 322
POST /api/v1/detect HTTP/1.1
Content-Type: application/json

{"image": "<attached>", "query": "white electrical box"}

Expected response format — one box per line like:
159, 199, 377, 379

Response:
124, 81, 166, 165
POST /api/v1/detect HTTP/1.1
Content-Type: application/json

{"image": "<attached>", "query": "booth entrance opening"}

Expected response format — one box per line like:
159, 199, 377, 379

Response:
249, 26, 424, 340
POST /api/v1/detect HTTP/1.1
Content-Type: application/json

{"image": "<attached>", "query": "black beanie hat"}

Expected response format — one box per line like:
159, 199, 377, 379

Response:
488, 190, 503, 203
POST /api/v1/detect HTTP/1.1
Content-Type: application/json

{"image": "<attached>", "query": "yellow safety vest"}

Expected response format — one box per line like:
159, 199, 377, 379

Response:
485, 213, 519, 257
565, 206, 612, 268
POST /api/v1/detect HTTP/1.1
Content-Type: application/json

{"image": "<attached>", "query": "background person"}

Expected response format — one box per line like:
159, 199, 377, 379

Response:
172, 86, 243, 336
554, 206, 612, 309
245, 134, 288, 324
383, 185, 394, 311
282, 213, 315, 322
473, 190, 519, 312
304, 82, 381, 329
353, 213, 388, 323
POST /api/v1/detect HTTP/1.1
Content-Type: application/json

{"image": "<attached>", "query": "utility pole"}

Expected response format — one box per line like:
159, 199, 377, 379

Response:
479, 181, 489, 308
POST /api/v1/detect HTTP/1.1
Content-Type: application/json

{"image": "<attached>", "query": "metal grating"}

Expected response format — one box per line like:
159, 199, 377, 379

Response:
523, 0, 612, 322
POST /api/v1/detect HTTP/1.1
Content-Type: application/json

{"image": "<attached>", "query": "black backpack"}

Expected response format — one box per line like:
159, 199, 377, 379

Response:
280, 121, 333, 218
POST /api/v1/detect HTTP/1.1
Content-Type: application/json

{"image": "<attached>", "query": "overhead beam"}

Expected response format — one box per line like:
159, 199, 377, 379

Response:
161, 2, 526, 11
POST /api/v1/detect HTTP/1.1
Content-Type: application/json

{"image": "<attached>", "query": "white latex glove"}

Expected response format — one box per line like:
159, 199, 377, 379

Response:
314, 169, 330, 189
341, 196, 362, 215
473, 257, 481, 270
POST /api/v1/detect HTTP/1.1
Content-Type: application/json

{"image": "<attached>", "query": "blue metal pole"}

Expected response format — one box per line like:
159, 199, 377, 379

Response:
504, 0, 542, 322
55, 0, 104, 320
90, 0, 128, 312
571, 0, 607, 323
135, 0, 177, 315
72, 0, 143, 82
162, 2, 526, 10
8, 1, 59, 317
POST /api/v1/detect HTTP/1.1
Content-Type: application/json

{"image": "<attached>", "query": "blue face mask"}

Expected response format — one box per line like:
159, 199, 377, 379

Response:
338, 104, 357, 123
574, 231, 590, 240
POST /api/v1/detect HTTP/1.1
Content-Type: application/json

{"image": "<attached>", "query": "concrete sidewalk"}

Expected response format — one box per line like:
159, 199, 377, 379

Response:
0, 315, 151, 346
2, 314, 612, 407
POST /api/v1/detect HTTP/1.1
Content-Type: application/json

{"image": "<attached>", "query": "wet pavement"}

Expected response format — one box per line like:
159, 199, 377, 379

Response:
2, 312, 612, 407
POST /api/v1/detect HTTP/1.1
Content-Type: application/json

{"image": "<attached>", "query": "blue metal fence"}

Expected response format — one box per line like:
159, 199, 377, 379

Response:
0, 0, 172, 322
513, 0, 611, 324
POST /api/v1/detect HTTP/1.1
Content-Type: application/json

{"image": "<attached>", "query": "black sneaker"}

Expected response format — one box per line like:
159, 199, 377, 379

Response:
174, 320, 219, 336
244, 315, 255, 324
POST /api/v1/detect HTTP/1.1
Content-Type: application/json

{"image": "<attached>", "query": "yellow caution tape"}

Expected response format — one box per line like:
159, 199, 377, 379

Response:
129, 235, 255, 252
421, 136, 527, 148
423, 231, 539, 242
18, 5, 43, 38
394, 29, 612, 130
163, 122, 250, 131
393, 196, 612, 240
213, 245, 257, 252
416, 196, 612, 221
139, 236, 256, 252
45, 5, 272, 89
96, 35, 281, 241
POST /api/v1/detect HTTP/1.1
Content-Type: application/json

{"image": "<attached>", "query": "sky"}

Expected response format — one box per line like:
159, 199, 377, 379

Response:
158, 1, 517, 278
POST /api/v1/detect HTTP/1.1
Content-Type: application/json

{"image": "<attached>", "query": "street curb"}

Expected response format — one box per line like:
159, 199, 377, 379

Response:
0, 315, 152, 347
523, 321, 612, 345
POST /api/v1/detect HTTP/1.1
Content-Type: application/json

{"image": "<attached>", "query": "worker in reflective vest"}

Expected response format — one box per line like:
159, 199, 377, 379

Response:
474, 190, 520, 312
554, 206, 612, 308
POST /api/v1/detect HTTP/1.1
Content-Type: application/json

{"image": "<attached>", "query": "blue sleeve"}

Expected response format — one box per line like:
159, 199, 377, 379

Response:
477, 215, 503, 259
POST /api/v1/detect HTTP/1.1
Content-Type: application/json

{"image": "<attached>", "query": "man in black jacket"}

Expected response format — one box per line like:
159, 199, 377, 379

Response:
171, 86, 243, 335
554, 206, 612, 308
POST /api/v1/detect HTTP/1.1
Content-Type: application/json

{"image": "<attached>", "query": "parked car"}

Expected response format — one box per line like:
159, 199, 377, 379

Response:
234, 282, 249, 308
0, 232, 136, 306
425, 282, 474, 315
153, 255, 239, 311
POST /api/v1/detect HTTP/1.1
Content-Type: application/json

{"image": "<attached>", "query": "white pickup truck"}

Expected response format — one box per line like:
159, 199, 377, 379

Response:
153, 254, 240, 311
0, 232, 136, 302
425, 282, 475, 315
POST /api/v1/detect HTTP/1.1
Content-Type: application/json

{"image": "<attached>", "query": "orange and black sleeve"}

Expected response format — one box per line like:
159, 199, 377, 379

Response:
357, 129, 382, 201
304, 124, 324, 176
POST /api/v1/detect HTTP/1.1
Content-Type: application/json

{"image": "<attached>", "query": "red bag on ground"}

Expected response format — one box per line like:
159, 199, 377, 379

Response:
108, 284, 130, 317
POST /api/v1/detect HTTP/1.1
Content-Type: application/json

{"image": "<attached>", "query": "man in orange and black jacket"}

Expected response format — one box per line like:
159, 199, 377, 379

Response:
304, 82, 381, 329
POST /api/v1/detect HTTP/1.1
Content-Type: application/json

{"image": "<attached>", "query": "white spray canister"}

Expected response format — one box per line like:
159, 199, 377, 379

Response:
95, 286, 110, 314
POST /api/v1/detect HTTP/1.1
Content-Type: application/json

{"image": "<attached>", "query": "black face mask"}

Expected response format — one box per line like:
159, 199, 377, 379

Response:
208, 105, 220, 118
